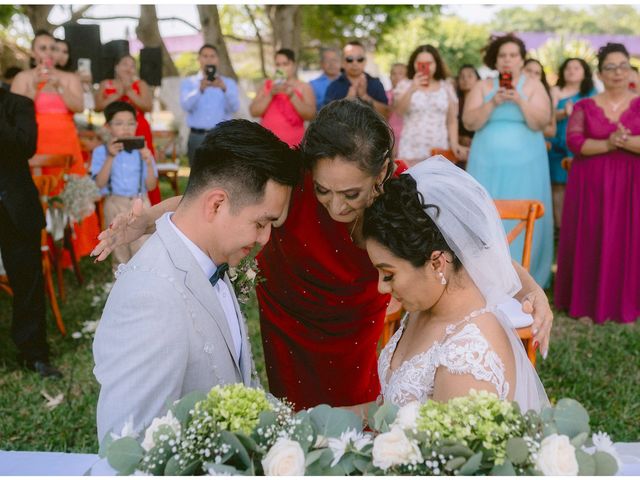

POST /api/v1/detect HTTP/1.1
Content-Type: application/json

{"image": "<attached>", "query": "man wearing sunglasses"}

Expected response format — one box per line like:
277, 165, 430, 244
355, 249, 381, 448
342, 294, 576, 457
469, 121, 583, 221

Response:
324, 41, 389, 117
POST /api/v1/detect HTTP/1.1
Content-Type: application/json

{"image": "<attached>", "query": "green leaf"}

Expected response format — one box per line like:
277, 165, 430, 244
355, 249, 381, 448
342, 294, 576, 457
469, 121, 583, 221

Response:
353, 455, 371, 473
459, 452, 483, 475
506, 438, 530, 465
235, 431, 261, 454
164, 455, 201, 476
571, 431, 589, 448
204, 463, 241, 475
305, 449, 336, 475
490, 459, 516, 476
593, 451, 619, 476
371, 403, 399, 433
441, 444, 475, 458
171, 390, 207, 426
98, 434, 114, 458
576, 449, 596, 475
337, 452, 356, 475
309, 405, 362, 438
305, 448, 325, 467
445, 456, 467, 472
106, 437, 144, 475
220, 431, 251, 469
552, 398, 590, 438
291, 412, 315, 451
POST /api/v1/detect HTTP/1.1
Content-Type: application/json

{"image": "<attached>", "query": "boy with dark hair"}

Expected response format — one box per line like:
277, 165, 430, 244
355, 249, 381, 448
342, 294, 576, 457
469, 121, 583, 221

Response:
91, 101, 158, 269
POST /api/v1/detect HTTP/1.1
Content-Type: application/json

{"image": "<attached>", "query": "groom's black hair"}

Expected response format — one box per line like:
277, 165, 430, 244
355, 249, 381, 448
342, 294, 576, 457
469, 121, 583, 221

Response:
185, 119, 302, 208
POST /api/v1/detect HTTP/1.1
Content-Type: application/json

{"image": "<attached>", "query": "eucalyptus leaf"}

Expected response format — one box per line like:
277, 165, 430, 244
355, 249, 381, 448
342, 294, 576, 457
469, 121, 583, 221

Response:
171, 390, 207, 426
571, 431, 589, 448
106, 437, 144, 475
353, 455, 371, 473
490, 459, 516, 476
236, 432, 262, 455
576, 449, 596, 476
337, 452, 356, 475
553, 398, 590, 438
204, 462, 240, 475
309, 405, 362, 438
506, 438, 530, 465
459, 452, 483, 475
98, 434, 114, 458
372, 403, 399, 433
445, 456, 467, 472
220, 431, 252, 469
305, 448, 325, 467
164, 455, 201, 476
441, 444, 474, 458
593, 451, 619, 476
292, 413, 315, 451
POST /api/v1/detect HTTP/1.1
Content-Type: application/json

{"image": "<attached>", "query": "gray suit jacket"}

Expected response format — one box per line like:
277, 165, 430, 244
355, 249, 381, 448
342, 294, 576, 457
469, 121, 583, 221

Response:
93, 214, 258, 443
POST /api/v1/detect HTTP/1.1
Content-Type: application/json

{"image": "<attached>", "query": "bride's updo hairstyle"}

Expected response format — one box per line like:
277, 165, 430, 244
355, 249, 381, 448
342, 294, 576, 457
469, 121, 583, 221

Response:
363, 174, 462, 271
301, 99, 394, 187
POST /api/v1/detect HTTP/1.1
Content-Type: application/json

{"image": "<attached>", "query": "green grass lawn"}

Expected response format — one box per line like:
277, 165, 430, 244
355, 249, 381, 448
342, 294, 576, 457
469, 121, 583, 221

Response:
1, 173, 638, 452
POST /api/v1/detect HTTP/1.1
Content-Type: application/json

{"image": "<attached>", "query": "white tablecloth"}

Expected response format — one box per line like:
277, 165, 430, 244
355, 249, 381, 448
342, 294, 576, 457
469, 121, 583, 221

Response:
1, 443, 639, 475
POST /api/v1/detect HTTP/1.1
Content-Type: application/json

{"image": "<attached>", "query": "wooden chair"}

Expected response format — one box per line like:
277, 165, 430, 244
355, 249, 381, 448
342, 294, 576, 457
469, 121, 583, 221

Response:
153, 130, 180, 196
78, 130, 105, 229
494, 199, 545, 366
31, 175, 66, 336
430, 148, 459, 164
29, 153, 83, 300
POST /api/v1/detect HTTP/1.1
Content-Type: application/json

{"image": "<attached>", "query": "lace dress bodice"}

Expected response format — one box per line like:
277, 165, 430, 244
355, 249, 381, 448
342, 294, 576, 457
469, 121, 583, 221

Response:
378, 315, 509, 407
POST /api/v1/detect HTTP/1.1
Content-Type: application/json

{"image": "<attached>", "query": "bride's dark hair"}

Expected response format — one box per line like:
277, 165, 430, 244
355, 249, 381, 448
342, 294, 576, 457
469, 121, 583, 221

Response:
363, 174, 462, 270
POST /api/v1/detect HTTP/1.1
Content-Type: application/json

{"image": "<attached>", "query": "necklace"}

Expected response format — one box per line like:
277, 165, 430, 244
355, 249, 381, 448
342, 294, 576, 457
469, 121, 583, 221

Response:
606, 93, 629, 112
349, 216, 359, 242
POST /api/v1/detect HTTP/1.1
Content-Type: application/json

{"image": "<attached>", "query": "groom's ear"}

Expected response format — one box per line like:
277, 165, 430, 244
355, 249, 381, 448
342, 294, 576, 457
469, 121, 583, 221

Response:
202, 188, 229, 221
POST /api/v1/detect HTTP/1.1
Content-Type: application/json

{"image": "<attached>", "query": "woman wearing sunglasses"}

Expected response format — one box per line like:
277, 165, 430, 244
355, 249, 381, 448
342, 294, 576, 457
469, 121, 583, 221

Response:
324, 41, 389, 118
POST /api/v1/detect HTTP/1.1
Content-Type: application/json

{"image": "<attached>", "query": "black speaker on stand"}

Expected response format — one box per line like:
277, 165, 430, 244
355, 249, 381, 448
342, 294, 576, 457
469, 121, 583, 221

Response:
101, 39, 130, 82
63, 24, 102, 82
140, 47, 163, 86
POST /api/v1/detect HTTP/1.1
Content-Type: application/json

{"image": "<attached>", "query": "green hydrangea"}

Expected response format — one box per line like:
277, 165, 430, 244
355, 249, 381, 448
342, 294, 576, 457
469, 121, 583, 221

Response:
416, 390, 526, 463
193, 384, 272, 435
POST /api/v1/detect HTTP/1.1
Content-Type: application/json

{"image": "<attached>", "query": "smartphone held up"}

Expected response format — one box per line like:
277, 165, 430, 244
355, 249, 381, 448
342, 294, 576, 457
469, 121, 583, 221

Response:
416, 61, 430, 86
117, 136, 145, 153
499, 71, 514, 90
205, 65, 217, 82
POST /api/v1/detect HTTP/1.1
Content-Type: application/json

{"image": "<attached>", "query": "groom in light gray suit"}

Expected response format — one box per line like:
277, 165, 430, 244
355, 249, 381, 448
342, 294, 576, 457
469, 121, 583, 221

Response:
93, 120, 301, 443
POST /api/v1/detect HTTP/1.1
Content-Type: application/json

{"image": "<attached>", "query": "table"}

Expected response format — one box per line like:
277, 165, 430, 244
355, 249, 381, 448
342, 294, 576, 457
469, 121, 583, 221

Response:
1, 443, 639, 475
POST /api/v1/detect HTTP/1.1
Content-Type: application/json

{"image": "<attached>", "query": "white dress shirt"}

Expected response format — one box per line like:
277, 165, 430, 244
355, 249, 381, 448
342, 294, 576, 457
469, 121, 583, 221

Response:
167, 213, 242, 360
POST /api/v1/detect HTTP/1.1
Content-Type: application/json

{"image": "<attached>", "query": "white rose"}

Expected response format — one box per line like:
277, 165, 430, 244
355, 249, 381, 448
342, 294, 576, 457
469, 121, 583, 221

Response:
245, 268, 257, 281
535, 433, 579, 476
261, 438, 306, 476
372, 427, 423, 471
392, 401, 420, 431
141, 410, 181, 451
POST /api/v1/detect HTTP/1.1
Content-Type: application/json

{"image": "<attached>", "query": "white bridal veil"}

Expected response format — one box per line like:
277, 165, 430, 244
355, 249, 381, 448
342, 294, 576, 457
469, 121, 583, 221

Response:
406, 156, 549, 413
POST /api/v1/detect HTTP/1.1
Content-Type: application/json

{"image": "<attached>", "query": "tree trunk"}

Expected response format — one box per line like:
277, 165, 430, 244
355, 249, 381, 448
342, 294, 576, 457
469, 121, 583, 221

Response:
244, 5, 267, 78
135, 5, 179, 78
268, 6, 301, 59
197, 5, 237, 80
22, 5, 54, 33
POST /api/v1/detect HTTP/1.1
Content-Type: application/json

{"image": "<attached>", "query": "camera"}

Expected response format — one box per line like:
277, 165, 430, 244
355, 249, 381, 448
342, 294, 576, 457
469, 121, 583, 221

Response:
205, 64, 217, 82
117, 136, 145, 153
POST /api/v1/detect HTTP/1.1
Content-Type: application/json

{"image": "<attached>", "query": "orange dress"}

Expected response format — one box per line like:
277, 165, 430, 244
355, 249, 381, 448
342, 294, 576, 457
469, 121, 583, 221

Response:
34, 90, 100, 259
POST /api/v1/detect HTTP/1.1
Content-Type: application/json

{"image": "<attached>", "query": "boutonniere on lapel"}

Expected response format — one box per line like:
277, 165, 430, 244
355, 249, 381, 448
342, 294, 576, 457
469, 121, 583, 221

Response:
228, 255, 263, 305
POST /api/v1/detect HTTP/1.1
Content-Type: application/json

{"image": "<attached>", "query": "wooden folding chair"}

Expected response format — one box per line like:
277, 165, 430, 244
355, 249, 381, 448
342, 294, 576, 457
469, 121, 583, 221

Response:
494, 199, 545, 366
431, 148, 459, 164
29, 153, 83, 300
31, 175, 66, 336
153, 130, 180, 196
0, 275, 12, 296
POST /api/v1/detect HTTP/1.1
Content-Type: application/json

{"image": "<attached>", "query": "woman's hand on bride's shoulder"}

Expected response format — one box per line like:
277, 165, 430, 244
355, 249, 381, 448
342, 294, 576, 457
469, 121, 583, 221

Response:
521, 289, 553, 359
91, 198, 148, 262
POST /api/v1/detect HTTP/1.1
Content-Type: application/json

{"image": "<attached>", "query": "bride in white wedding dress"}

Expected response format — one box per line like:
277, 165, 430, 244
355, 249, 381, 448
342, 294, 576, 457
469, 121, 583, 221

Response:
361, 156, 549, 413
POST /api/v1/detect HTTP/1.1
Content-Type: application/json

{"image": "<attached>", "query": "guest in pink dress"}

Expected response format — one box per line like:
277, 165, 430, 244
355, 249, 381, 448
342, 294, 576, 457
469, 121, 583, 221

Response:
250, 48, 316, 147
386, 63, 406, 157
555, 43, 640, 324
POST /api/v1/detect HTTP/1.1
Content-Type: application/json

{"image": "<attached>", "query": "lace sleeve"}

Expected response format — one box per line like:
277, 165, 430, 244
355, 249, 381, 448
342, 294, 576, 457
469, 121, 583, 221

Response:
435, 323, 509, 400
566, 100, 588, 155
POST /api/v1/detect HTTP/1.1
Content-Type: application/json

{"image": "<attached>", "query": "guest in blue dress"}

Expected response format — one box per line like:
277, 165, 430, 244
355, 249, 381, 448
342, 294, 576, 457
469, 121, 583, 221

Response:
548, 58, 597, 227
463, 34, 554, 287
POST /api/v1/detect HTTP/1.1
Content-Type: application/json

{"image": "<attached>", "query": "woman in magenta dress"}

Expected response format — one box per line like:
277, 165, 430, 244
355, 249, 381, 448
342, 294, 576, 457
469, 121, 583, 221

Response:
249, 48, 316, 147
92, 100, 555, 410
95, 54, 161, 205
555, 43, 640, 324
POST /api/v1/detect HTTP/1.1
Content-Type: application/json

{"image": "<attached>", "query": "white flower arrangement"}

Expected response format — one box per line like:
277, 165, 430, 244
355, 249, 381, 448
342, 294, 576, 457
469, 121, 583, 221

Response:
57, 174, 101, 223
99, 386, 620, 476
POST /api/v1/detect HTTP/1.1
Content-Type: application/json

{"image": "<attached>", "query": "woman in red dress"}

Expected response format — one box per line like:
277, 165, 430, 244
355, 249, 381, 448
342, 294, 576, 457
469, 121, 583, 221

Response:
95, 54, 161, 205
91, 100, 554, 410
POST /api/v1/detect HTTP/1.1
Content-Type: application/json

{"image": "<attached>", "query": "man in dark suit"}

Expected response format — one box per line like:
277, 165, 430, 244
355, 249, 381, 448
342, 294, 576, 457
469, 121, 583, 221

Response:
0, 88, 61, 378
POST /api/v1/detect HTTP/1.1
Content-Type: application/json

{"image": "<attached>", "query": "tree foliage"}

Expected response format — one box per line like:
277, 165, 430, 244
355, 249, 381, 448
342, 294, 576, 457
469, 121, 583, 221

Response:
491, 5, 640, 35
0, 5, 20, 27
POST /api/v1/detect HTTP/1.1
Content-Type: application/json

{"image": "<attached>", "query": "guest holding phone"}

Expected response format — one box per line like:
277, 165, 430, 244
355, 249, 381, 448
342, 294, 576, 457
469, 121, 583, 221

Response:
180, 44, 240, 167
393, 44, 462, 166
90, 101, 157, 270
95, 54, 161, 204
250, 48, 315, 147
463, 34, 553, 287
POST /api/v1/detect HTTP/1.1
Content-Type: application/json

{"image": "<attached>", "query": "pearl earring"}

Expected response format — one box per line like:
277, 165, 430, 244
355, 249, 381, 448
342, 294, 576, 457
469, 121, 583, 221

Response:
438, 271, 447, 285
